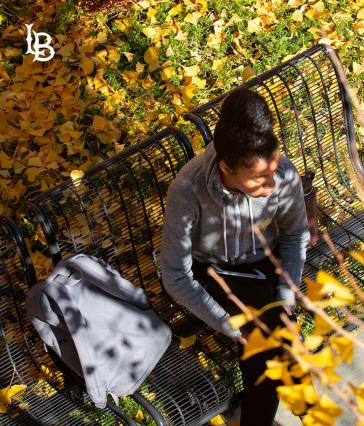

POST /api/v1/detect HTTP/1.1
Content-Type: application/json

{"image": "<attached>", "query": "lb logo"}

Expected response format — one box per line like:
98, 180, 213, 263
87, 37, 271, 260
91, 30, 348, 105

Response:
25, 24, 55, 62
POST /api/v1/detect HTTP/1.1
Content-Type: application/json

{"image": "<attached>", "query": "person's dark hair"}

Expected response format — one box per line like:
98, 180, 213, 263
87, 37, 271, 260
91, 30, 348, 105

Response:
213, 86, 279, 170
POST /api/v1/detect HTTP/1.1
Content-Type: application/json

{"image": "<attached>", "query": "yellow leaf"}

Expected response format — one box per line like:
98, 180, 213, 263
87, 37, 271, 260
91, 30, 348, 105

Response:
28, 156, 43, 167
92, 115, 107, 131
305, 8, 319, 20
358, 8, 364, 20
175, 30, 187, 41
198, 351, 209, 368
277, 384, 308, 415
80, 57, 94, 75
212, 57, 228, 71
184, 12, 202, 25
168, 4, 182, 17
353, 62, 364, 75
242, 327, 280, 360
313, 314, 332, 335
58, 42, 74, 57
303, 335, 324, 351
178, 334, 197, 349
305, 277, 322, 303
70, 170, 84, 188
354, 382, 364, 414
292, 9, 303, 22
142, 27, 157, 38
0, 385, 27, 413
143, 391, 157, 401
312, 346, 339, 369
208, 415, 226, 425
228, 313, 251, 329
144, 46, 160, 71
161, 67, 175, 81
316, 271, 355, 306
288, 0, 301, 7
329, 336, 353, 364
350, 250, 364, 263
247, 17, 262, 33
0, 151, 13, 169
107, 47, 121, 62
303, 394, 343, 426
181, 84, 196, 103
135, 409, 144, 421
141, 74, 154, 89
312, 1, 325, 13
121, 70, 138, 83
308, 27, 320, 40
183, 65, 200, 77
25, 167, 43, 183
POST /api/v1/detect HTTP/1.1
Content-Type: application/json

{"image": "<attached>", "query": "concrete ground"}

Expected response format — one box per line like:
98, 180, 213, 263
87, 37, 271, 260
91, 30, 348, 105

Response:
223, 327, 364, 426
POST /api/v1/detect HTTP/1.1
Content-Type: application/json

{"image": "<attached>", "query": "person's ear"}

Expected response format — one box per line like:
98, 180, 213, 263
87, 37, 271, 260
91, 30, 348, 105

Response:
219, 160, 234, 175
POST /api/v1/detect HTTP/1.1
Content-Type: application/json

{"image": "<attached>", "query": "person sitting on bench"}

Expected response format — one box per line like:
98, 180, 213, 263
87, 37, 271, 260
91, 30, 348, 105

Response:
160, 86, 311, 426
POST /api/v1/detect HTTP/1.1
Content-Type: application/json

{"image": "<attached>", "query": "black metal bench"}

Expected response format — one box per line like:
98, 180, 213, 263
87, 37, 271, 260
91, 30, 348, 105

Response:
12, 128, 243, 425
1, 43, 363, 425
185, 43, 364, 320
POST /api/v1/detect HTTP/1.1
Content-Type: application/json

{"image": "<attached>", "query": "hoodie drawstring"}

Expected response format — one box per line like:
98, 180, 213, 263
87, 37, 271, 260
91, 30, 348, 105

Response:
223, 205, 228, 261
222, 195, 257, 262
248, 197, 257, 255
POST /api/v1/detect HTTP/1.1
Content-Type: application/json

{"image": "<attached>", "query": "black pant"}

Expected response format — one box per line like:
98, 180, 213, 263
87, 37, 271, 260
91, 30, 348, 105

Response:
191, 245, 287, 426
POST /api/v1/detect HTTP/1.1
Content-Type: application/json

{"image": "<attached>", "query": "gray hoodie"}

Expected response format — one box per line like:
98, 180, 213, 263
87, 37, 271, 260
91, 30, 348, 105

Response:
160, 141, 310, 341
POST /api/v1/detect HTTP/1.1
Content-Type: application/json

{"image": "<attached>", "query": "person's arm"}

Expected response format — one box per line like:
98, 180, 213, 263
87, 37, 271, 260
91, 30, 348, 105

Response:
160, 180, 242, 342
275, 161, 311, 309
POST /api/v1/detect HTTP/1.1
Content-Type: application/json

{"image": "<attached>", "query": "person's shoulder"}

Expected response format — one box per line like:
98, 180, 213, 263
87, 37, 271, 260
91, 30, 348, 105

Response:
276, 155, 299, 180
168, 150, 205, 192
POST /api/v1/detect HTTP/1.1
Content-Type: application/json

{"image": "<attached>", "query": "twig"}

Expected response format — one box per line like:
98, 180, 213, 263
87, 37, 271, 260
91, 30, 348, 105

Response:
322, 231, 364, 302
253, 226, 364, 351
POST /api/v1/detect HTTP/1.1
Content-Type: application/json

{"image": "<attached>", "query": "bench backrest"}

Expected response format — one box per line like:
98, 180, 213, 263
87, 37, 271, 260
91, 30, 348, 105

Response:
25, 128, 194, 318
186, 44, 364, 237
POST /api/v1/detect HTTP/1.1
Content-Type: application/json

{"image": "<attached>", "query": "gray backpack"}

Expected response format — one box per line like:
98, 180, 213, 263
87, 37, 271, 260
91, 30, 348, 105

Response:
25, 253, 172, 408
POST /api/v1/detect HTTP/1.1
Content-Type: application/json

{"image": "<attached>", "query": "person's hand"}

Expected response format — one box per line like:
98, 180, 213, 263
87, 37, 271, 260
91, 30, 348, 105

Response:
238, 335, 247, 345
283, 306, 293, 316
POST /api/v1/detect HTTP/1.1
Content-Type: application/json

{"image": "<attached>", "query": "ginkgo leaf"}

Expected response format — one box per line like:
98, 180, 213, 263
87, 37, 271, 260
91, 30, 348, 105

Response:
247, 17, 262, 33
316, 271, 355, 306
0, 151, 13, 169
168, 4, 182, 17
0, 385, 27, 413
329, 336, 353, 364
91, 115, 107, 131
303, 394, 343, 425
135, 409, 144, 421
181, 84, 196, 103
277, 384, 308, 415
70, 170, 84, 188
184, 12, 202, 25
350, 251, 364, 264
228, 313, 251, 329
242, 327, 280, 360
80, 57, 94, 75
144, 46, 160, 71
161, 67, 175, 81
292, 10, 303, 22
178, 334, 197, 349
208, 415, 226, 425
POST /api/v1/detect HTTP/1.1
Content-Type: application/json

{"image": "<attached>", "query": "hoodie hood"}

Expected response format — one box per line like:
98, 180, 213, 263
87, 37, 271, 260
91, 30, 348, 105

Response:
204, 141, 234, 206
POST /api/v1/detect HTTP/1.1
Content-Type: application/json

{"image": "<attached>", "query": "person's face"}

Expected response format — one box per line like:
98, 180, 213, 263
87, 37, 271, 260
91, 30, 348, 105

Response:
218, 149, 281, 198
